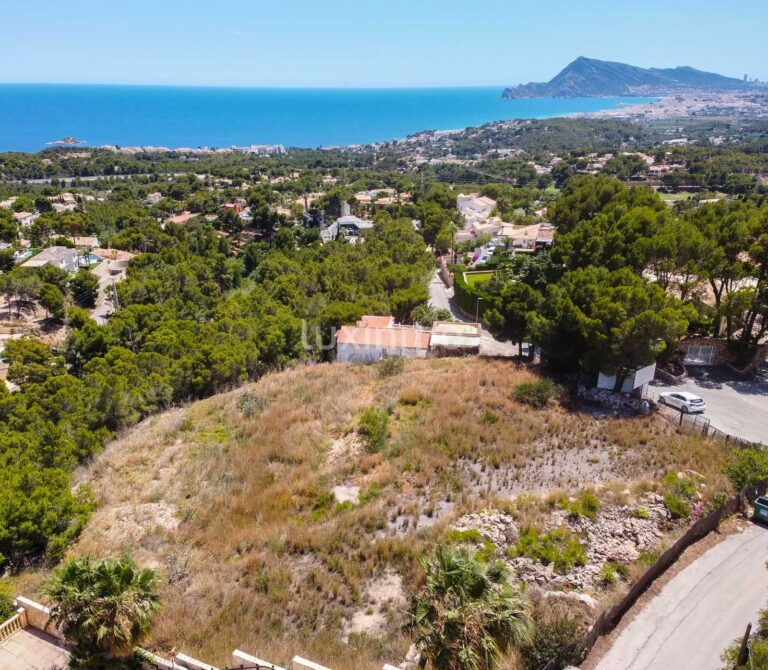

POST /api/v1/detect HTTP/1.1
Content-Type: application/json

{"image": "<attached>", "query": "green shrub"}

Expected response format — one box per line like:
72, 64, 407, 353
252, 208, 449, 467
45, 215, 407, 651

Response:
663, 471, 697, 498
311, 491, 334, 521
237, 392, 269, 417
377, 356, 405, 378
333, 501, 355, 515
446, 529, 496, 562
633, 506, 650, 519
664, 493, 691, 519
0, 580, 15, 621
638, 551, 659, 566
722, 448, 768, 491
359, 483, 382, 505
599, 562, 629, 588
509, 527, 587, 574
599, 563, 617, 586
358, 408, 390, 453
521, 614, 586, 670
482, 410, 499, 424
446, 529, 484, 544
562, 490, 601, 521
513, 379, 562, 409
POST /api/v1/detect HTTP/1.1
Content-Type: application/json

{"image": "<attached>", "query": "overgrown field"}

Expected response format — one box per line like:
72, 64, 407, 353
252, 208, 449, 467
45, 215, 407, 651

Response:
16, 358, 724, 669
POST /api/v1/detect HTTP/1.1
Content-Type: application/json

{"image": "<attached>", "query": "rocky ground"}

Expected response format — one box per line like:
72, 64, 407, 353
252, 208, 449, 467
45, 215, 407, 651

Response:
454, 493, 672, 593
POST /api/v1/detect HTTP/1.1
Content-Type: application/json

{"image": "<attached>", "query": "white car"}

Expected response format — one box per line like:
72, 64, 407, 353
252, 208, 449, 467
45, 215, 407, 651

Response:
659, 391, 707, 413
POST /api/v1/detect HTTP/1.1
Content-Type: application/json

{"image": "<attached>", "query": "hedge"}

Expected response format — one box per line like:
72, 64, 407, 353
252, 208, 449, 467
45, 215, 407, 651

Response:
452, 265, 493, 319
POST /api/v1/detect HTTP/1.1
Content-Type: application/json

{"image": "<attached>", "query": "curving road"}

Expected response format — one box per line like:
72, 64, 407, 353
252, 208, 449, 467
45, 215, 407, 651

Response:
650, 366, 768, 446
594, 523, 768, 670
428, 273, 520, 357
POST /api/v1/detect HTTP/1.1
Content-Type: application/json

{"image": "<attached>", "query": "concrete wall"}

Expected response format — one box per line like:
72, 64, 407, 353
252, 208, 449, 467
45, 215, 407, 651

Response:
13, 596, 64, 641
293, 656, 333, 670
232, 649, 286, 669
337, 343, 428, 363
175, 652, 219, 670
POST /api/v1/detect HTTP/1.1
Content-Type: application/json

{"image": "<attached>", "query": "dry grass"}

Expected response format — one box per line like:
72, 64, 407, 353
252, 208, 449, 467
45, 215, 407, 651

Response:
25, 358, 724, 669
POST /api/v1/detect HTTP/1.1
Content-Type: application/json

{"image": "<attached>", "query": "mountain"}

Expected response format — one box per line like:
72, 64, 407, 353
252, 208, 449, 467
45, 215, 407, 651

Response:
503, 57, 748, 98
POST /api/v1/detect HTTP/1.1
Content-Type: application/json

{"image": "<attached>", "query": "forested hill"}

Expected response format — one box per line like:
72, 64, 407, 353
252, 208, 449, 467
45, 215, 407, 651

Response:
502, 57, 748, 98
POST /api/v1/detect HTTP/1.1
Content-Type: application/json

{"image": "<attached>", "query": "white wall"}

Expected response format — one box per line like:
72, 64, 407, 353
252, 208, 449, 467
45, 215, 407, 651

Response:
337, 343, 427, 363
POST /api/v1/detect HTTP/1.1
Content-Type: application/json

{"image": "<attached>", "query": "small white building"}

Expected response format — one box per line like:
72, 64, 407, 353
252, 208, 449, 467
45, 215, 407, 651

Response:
597, 363, 657, 394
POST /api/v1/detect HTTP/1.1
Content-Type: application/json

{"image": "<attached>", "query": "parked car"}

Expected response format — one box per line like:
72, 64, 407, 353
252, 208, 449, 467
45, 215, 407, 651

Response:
754, 495, 768, 523
659, 391, 707, 413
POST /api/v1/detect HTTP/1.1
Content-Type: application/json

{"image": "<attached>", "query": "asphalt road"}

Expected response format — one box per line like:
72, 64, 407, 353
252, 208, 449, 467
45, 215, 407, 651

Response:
650, 366, 768, 445
594, 523, 768, 670
428, 273, 520, 357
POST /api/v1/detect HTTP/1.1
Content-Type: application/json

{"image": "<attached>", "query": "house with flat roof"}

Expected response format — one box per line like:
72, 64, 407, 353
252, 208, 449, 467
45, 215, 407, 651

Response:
457, 194, 496, 218
320, 215, 374, 243
429, 321, 482, 356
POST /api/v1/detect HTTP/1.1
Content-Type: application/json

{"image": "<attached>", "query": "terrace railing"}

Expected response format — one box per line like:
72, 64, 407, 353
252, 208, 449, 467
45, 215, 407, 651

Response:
0, 613, 23, 643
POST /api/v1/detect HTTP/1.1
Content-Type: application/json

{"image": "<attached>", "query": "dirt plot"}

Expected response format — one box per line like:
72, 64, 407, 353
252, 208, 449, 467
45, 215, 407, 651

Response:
36, 358, 724, 670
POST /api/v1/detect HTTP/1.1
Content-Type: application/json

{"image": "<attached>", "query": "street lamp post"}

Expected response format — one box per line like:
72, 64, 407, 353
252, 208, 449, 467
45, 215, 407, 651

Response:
475, 297, 483, 323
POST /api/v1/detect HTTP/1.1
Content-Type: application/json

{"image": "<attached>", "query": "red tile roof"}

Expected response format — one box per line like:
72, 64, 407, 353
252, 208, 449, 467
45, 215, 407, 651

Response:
337, 325, 430, 350
357, 315, 395, 329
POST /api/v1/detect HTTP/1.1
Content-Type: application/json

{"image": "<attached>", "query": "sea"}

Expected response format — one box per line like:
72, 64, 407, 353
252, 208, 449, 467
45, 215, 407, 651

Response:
0, 85, 656, 152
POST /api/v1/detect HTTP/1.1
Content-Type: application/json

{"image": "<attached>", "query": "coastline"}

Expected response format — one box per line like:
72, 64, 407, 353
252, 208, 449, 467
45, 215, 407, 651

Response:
577, 90, 768, 120
0, 86, 653, 153
5, 89, 768, 156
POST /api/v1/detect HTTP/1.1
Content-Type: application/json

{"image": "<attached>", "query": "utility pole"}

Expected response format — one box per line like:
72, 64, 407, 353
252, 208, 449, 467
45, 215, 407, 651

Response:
111, 279, 120, 311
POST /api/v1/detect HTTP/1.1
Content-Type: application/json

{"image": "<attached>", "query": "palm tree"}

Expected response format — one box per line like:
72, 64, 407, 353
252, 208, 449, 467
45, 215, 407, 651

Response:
411, 546, 532, 670
44, 555, 160, 668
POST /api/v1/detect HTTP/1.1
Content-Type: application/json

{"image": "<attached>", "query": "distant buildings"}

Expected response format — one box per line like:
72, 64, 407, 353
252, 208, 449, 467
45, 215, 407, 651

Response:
320, 215, 374, 244
72, 236, 100, 248
354, 189, 411, 208
456, 193, 555, 250
456, 193, 503, 241
165, 212, 199, 225
500, 222, 555, 251
13, 212, 39, 228
457, 194, 497, 222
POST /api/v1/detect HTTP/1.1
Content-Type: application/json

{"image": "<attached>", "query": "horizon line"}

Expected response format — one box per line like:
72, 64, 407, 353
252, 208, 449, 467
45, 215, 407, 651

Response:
0, 81, 514, 91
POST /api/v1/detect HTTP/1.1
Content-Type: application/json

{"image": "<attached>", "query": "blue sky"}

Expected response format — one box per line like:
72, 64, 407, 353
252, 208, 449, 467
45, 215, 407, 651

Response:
2, 0, 766, 87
